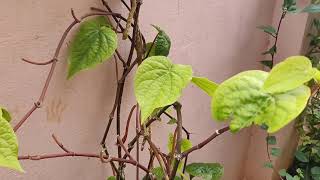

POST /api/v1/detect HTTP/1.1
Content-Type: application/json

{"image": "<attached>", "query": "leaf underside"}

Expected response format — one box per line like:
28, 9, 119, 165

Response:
185, 163, 224, 180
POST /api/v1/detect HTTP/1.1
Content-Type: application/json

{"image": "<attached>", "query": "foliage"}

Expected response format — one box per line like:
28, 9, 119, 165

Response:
185, 163, 224, 180
0, 107, 22, 172
287, 17, 320, 180
2, 0, 320, 179
67, 17, 117, 79
134, 56, 193, 123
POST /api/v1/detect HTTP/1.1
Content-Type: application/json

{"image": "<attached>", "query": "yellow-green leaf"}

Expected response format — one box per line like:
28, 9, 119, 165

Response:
255, 85, 310, 133
134, 56, 192, 123
192, 77, 218, 97
263, 56, 314, 93
0, 114, 23, 172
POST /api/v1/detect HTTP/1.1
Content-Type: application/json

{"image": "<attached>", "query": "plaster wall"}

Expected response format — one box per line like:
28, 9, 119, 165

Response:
0, 0, 280, 179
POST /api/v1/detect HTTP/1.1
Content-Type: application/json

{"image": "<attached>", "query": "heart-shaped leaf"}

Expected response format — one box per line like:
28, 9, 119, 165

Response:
211, 70, 271, 132
192, 77, 218, 97
0, 112, 23, 172
134, 56, 192, 123
256, 85, 310, 133
67, 16, 117, 79
211, 69, 311, 133
185, 163, 224, 180
263, 56, 314, 94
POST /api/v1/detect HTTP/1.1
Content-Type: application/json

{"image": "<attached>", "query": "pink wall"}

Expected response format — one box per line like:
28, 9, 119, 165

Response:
243, 0, 309, 180
0, 0, 302, 179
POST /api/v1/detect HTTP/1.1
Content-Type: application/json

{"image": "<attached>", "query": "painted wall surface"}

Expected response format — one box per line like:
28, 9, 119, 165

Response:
243, 0, 310, 180
0, 0, 280, 179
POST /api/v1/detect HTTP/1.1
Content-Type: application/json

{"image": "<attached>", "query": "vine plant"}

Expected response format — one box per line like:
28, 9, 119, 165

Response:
1, 0, 320, 180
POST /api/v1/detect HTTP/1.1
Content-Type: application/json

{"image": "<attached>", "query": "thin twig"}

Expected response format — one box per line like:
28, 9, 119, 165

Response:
181, 126, 230, 158
146, 137, 170, 180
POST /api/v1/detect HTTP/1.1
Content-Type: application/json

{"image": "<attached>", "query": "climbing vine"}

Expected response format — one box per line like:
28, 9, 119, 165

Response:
1, 0, 320, 180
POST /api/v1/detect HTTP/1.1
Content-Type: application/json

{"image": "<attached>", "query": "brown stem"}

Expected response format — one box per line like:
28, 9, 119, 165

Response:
181, 126, 230, 158
135, 104, 140, 180
21, 58, 55, 66
117, 136, 134, 161
170, 102, 183, 179
19, 154, 149, 173
146, 137, 170, 180
122, 105, 137, 143
13, 10, 121, 132
270, 10, 287, 68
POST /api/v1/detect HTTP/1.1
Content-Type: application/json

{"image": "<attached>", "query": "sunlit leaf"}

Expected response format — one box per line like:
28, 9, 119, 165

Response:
134, 56, 192, 123
0, 114, 23, 172
263, 56, 314, 94
192, 77, 218, 97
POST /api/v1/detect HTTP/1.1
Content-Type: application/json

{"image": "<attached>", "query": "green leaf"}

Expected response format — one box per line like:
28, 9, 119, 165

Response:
211, 70, 272, 132
211, 69, 311, 133
0, 107, 11, 123
67, 16, 117, 79
185, 163, 224, 180
271, 147, 281, 157
134, 56, 192, 123
191, 77, 218, 97
313, 68, 320, 82
263, 162, 274, 169
302, 4, 320, 13
106, 176, 116, 180
295, 150, 309, 162
255, 85, 311, 133
151, 167, 181, 180
262, 45, 277, 56
260, 60, 273, 69
263, 56, 314, 94
167, 118, 177, 125
266, 136, 277, 145
145, 42, 156, 57
311, 167, 320, 175
257, 25, 277, 36
283, 0, 298, 12
0, 115, 23, 172
167, 133, 192, 153
147, 25, 171, 57
279, 169, 287, 177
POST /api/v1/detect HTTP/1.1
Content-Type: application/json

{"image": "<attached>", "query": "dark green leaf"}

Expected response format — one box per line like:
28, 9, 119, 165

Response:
0, 107, 11, 122
260, 60, 273, 69
266, 136, 277, 145
271, 148, 281, 157
186, 163, 224, 180
295, 150, 309, 162
148, 25, 171, 57
257, 25, 277, 36
262, 45, 277, 56
67, 16, 117, 79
